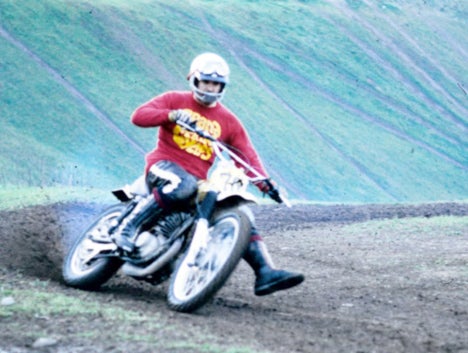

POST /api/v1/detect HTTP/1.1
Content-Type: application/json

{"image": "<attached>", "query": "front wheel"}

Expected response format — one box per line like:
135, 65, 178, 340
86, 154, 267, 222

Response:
167, 207, 251, 312
62, 204, 124, 290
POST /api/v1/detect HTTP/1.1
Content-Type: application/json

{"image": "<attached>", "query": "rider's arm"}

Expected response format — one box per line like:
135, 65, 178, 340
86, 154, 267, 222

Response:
227, 117, 269, 181
131, 91, 182, 127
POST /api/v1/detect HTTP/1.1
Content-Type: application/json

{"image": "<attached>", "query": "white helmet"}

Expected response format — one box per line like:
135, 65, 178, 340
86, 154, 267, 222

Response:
187, 52, 230, 104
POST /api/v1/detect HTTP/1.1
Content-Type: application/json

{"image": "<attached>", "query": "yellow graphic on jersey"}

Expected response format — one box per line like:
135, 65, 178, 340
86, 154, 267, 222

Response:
172, 110, 221, 161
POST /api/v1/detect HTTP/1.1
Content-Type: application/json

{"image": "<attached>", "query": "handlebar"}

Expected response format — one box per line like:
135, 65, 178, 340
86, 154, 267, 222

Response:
178, 121, 266, 179
177, 121, 291, 207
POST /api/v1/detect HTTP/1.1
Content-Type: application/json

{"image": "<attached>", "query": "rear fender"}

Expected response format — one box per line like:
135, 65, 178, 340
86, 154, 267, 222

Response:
112, 175, 150, 201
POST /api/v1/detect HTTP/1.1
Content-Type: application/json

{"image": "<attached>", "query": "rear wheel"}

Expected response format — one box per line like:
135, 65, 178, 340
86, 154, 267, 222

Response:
62, 204, 124, 290
167, 207, 251, 312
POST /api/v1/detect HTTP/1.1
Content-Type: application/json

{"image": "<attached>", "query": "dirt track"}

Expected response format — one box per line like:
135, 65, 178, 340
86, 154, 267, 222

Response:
1, 202, 467, 353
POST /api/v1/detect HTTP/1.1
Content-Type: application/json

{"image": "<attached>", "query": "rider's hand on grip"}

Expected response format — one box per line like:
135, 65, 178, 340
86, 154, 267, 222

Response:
256, 179, 283, 204
267, 185, 283, 204
168, 109, 196, 127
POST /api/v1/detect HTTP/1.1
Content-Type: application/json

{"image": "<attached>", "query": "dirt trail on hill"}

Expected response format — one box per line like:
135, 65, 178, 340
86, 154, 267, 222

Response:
0, 24, 145, 156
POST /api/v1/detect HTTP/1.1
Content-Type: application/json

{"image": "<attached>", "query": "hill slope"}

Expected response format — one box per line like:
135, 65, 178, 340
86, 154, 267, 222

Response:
0, 0, 466, 202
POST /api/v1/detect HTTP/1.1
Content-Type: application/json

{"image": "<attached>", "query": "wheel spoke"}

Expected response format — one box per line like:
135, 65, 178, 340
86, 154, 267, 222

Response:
172, 216, 239, 301
69, 213, 119, 274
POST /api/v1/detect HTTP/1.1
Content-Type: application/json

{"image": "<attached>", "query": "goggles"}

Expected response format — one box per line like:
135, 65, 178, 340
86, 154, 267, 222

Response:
198, 61, 230, 77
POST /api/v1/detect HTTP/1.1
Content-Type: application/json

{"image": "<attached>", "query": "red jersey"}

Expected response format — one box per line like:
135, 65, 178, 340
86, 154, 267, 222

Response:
131, 91, 268, 180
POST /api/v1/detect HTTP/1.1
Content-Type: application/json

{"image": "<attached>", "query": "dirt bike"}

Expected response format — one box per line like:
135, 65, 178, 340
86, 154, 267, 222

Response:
62, 121, 289, 312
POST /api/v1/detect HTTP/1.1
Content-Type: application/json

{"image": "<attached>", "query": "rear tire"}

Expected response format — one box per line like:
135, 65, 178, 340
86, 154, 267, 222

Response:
167, 207, 251, 312
62, 204, 124, 290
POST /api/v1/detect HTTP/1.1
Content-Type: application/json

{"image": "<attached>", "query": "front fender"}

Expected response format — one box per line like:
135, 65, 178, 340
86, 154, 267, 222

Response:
217, 190, 257, 205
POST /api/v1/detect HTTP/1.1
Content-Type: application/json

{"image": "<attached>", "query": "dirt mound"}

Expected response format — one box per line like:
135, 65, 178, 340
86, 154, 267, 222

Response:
1, 202, 463, 281
1, 202, 467, 353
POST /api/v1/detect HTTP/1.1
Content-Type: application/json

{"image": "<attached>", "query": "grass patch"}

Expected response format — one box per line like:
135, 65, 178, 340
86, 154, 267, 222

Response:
0, 0, 466, 202
0, 274, 263, 353
0, 186, 114, 210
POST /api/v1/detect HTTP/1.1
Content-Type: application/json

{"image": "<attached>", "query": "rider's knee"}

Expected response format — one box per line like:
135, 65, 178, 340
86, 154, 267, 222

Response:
147, 161, 198, 209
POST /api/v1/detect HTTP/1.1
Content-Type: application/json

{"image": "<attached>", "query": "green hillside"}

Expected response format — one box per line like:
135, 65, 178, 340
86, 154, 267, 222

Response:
0, 0, 466, 202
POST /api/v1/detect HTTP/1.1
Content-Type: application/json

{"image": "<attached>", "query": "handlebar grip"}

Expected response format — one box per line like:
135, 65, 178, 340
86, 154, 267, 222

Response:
177, 121, 215, 141
264, 179, 291, 207
268, 189, 283, 203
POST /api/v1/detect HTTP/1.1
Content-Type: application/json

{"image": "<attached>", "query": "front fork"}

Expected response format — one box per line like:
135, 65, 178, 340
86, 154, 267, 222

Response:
184, 191, 218, 266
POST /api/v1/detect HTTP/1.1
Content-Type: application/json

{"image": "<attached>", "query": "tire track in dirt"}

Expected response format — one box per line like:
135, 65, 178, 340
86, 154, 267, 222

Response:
313, 15, 467, 148
0, 25, 146, 156
362, 1, 468, 116
281, 41, 465, 149
237, 20, 466, 156
430, 21, 468, 62
245, 47, 466, 170
320, 17, 462, 133
330, 1, 468, 130
272, 6, 468, 167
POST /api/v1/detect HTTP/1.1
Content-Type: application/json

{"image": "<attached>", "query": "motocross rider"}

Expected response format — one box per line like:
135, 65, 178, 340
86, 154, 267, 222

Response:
112, 52, 304, 296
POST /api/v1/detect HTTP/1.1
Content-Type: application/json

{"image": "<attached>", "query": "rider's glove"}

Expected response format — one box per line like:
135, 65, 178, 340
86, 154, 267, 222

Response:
255, 179, 283, 204
168, 109, 196, 127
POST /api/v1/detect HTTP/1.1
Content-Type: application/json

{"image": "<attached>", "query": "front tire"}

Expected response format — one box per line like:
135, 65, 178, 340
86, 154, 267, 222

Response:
167, 207, 251, 312
62, 204, 124, 290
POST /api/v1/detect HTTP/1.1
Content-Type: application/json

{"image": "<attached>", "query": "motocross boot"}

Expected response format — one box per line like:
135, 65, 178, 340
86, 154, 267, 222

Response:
112, 195, 162, 253
243, 236, 304, 296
